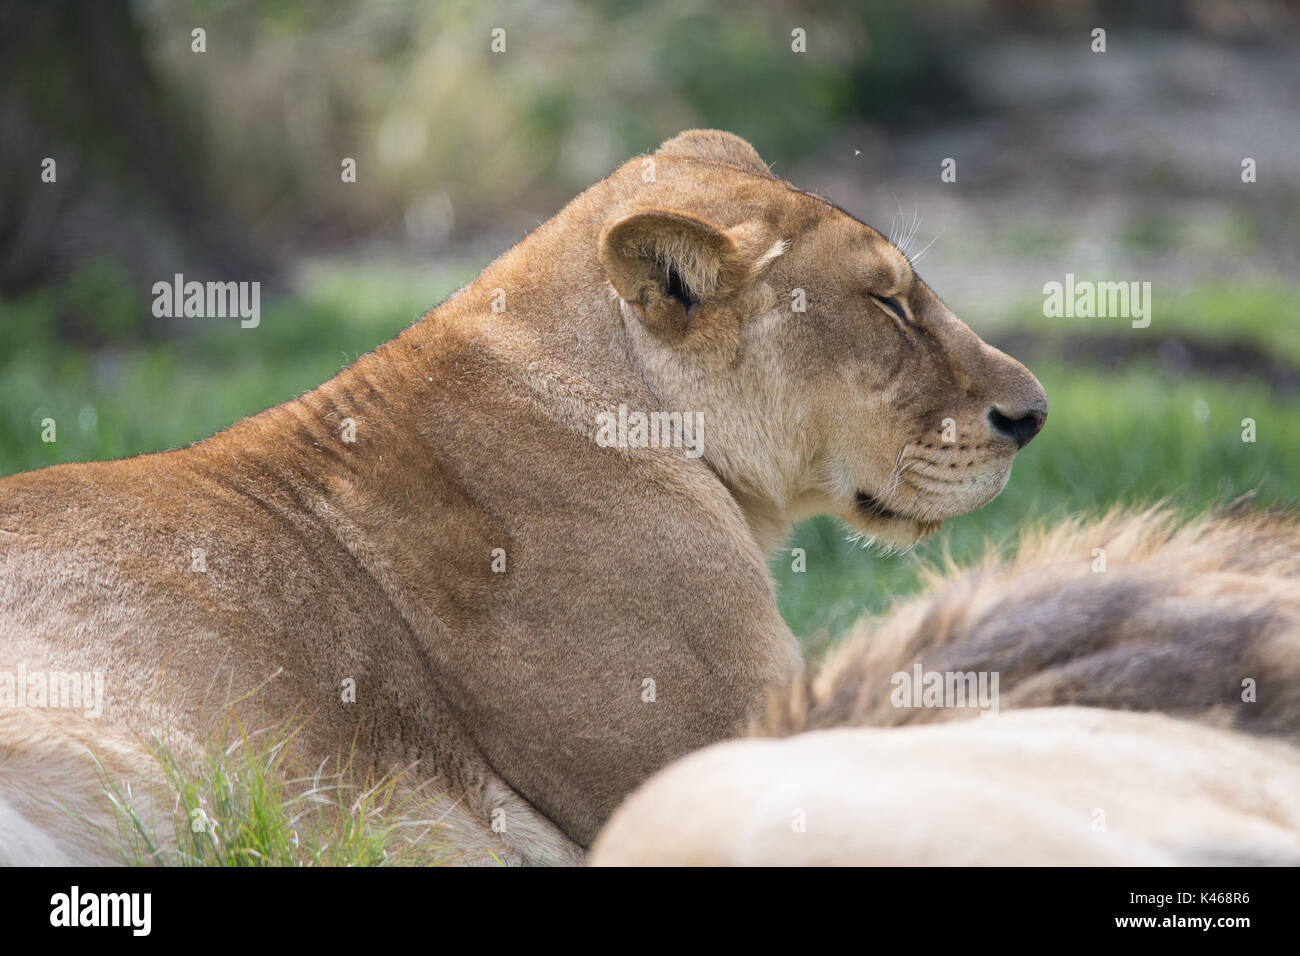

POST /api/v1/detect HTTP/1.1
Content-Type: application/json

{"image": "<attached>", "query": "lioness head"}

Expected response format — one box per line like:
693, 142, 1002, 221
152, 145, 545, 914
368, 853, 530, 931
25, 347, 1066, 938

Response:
598, 130, 1047, 549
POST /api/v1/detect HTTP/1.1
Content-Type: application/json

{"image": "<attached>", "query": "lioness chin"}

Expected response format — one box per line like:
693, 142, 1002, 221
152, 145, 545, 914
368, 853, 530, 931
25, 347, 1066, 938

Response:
0, 129, 1045, 865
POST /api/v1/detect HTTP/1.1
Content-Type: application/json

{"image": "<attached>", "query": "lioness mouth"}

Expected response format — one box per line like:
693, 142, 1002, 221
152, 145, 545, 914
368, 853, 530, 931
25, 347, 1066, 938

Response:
856, 491, 904, 520
856, 492, 943, 538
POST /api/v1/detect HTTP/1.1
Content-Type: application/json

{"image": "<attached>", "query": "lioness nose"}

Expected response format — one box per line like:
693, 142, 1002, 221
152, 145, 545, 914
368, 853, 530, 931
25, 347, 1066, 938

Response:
987, 403, 1047, 449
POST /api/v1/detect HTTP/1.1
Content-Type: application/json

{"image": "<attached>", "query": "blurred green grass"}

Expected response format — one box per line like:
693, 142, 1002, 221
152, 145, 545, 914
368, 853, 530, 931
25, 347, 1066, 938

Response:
1150, 285, 1300, 366
2, 265, 1296, 656
0, 261, 447, 472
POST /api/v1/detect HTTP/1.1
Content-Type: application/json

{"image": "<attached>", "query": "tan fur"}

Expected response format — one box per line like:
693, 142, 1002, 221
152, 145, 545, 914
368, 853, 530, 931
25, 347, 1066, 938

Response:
0, 708, 171, 865
760, 505, 1300, 740
0, 130, 1044, 864
590, 708, 1300, 866
590, 507, 1300, 865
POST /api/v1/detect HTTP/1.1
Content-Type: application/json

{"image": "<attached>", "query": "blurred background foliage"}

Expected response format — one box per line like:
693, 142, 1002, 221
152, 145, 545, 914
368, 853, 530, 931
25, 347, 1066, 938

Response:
1, 0, 1297, 649
135, 0, 967, 251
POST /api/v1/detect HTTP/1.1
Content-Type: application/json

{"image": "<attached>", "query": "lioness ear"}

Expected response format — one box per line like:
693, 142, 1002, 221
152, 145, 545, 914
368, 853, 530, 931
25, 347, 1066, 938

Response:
599, 209, 774, 340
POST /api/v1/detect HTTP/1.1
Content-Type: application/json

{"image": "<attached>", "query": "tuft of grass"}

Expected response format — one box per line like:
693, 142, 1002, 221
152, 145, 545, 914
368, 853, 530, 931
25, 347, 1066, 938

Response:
103, 718, 460, 867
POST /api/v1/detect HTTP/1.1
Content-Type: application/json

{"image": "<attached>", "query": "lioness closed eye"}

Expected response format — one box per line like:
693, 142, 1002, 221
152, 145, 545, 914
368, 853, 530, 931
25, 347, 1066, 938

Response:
0, 129, 1045, 865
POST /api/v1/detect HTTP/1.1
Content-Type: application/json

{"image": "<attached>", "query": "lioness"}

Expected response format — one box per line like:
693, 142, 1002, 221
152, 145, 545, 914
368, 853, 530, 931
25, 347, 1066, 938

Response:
0, 130, 1046, 864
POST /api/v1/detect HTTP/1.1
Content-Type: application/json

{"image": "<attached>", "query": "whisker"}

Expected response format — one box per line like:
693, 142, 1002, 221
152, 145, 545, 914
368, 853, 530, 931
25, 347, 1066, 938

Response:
897, 457, 967, 484
907, 209, 923, 257
897, 205, 918, 257
890, 193, 905, 248
883, 448, 906, 499
910, 228, 945, 266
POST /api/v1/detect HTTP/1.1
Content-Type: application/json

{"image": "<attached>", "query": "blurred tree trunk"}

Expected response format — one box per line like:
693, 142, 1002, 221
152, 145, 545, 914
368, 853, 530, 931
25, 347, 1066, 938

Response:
0, 0, 274, 327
